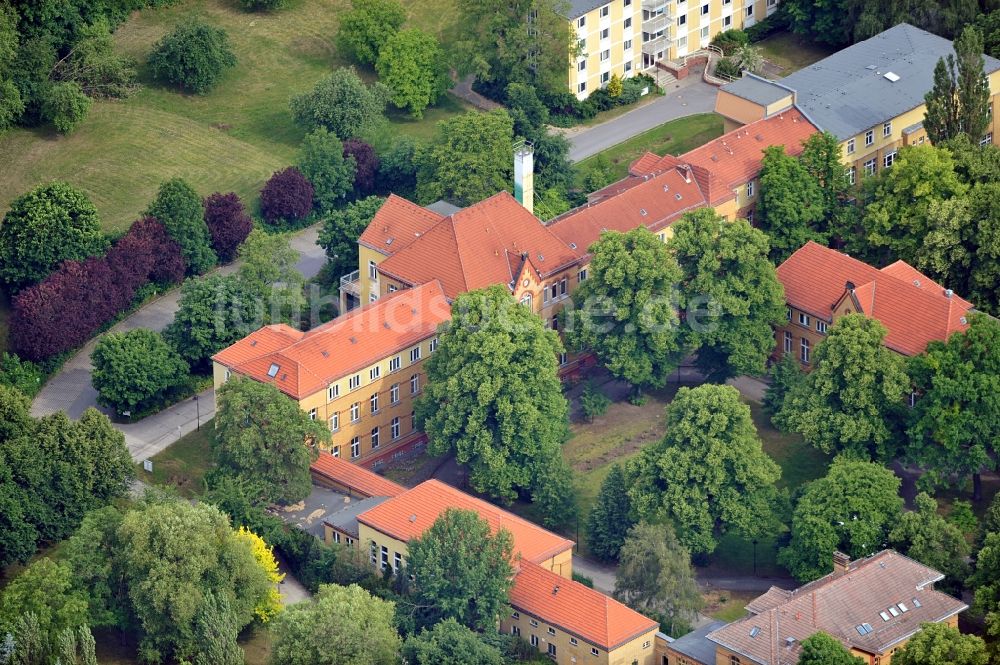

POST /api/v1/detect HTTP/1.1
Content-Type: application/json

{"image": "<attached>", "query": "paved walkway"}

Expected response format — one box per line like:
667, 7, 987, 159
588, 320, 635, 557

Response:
30, 225, 326, 462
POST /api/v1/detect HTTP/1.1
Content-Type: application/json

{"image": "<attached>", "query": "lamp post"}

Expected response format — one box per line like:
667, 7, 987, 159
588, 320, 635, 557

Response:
193, 394, 200, 431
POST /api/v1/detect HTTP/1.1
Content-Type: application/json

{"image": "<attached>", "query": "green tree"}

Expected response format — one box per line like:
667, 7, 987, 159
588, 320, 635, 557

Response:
376, 29, 450, 118
800, 131, 852, 232
613, 522, 702, 637
888, 493, 970, 593
775, 314, 909, 461
0, 352, 44, 399
733, 44, 764, 73
91, 329, 190, 414
578, 380, 610, 423
757, 144, 826, 262
669, 209, 786, 381
971, 530, 1000, 660
318, 195, 385, 278
586, 464, 635, 562
0, 558, 89, 651
147, 19, 237, 93
924, 26, 992, 143
417, 286, 572, 521
145, 177, 217, 274
215, 378, 326, 504
336, 0, 406, 65
269, 584, 400, 665
779, 457, 902, 582
798, 632, 865, 665
53, 19, 138, 99
290, 67, 389, 139
628, 385, 782, 555
893, 622, 989, 665
0, 78, 24, 132
906, 314, 1000, 500
377, 136, 420, 198
565, 227, 684, 394
924, 57, 961, 143
54, 624, 98, 665
41, 81, 91, 133
190, 591, 244, 665
415, 109, 514, 206
297, 127, 357, 213
976, 10, 1000, 58
402, 618, 505, 665
406, 508, 514, 632
762, 353, 804, 417
0, 181, 107, 290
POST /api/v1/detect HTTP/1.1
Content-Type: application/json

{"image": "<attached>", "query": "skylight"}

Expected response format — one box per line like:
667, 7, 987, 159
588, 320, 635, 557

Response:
898, 603, 909, 613
888, 606, 900, 617
267, 363, 280, 378
912, 598, 922, 608
884, 71, 900, 82
855, 624, 873, 636
749, 626, 761, 638
880, 612, 891, 621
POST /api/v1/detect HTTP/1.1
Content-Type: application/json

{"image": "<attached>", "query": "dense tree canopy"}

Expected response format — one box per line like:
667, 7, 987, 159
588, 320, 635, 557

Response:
417, 285, 573, 523
779, 457, 902, 582
214, 378, 326, 504
376, 28, 450, 118
406, 508, 514, 632
0, 181, 107, 290
0, 557, 89, 652
757, 144, 826, 262
290, 67, 388, 139
147, 19, 237, 93
343, 138, 379, 195
586, 464, 635, 562
566, 227, 684, 392
415, 109, 514, 206
614, 522, 702, 637
318, 195, 385, 278
971, 530, 1000, 661
145, 177, 217, 274
924, 25, 992, 143
775, 314, 909, 461
402, 618, 505, 665
893, 622, 989, 665
669, 209, 786, 381
297, 127, 357, 213
798, 632, 865, 665
203, 192, 252, 263
335, 0, 406, 65
888, 493, 970, 593
628, 385, 782, 555
261, 166, 314, 225
91, 328, 190, 415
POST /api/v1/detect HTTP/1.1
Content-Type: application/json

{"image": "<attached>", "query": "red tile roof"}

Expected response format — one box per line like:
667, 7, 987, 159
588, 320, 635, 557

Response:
777, 241, 974, 356
212, 281, 451, 399
708, 550, 968, 664
628, 153, 734, 207
311, 451, 405, 498
374, 192, 583, 299
359, 194, 444, 257
511, 561, 658, 651
356, 479, 574, 565
679, 108, 819, 192
547, 163, 710, 253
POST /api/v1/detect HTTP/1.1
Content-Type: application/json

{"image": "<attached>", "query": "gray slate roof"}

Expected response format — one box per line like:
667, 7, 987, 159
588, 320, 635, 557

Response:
670, 621, 727, 665
565, 0, 606, 19
323, 495, 392, 538
720, 74, 791, 106
425, 200, 462, 216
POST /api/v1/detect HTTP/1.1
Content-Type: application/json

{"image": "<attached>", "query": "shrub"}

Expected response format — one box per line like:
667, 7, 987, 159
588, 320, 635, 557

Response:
0, 181, 107, 290
619, 77, 647, 105
203, 192, 252, 263
289, 67, 388, 139
607, 73, 623, 98
239, 0, 287, 10
0, 79, 24, 132
376, 136, 419, 198
148, 19, 237, 93
579, 381, 611, 422
260, 167, 313, 225
41, 81, 91, 133
375, 28, 449, 119
91, 329, 189, 414
105, 216, 186, 289
711, 28, 749, 54
336, 0, 406, 65
714, 56, 742, 79
145, 178, 217, 274
297, 128, 356, 213
343, 138, 378, 195
0, 352, 44, 398
318, 195, 385, 277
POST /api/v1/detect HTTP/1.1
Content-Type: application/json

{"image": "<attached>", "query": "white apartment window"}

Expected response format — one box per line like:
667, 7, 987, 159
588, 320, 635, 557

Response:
578, 16, 586, 28
723, 14, 731, 26
393, 551, 401, 572
224, 369, 231, 380
798, 312, 810, 327
884, 151, 896, 168
410, 374, 420, 394
511, 626, 521, 637
391, 417, 400, 440
531, 635, 539, 647
601, 71, 610, 83
390, 383, 399, 404
333, 532, 340, 544
521, 292, 533, 308
817, 320, 828, 334
578, 60, 586, 72
370, 293, 379, 303
389, 355, 401, 372
370, 541, 377, 564
643, 640, 651, 649
547, 644, 557, 657
380, 545, 389, 569
548, 627, 556, 636
579, 37, 587, 49
678, 14, 686, 25
883, 121, 892, 137
551, 314, 559, 330
350, 402, 360, 422
786, 307, 792, 321
783, 331, 792, 354
865, 129, 874, 146
308, 408, 317, 421
332, 445, 340, 458
370, 392, 379, 414
600, 27, 609, 39
368, 260, 377, 280
600, 4, 610, 17
701, 3, 709, 14
351, 437, 360, 458
678, 35, 687, 48
624, 38, 633, 50
801, 338, 811, 364
624, 0, 631, 5
745, 4, 753, 15
767, 0, 776, 6
349, 374, 360, 390
864, 158, 876, 176
624, 17, 632, 28
846, 166, 856, 186
624, 60, 632, 72
330, 412, 340, 431
578, 81, 587, 93
371, 427, 379, 449
981, 132, 994, 146
410, 346, 421, 362
592, 648, 600, 656
578, 268, 588, 282
746, 209, 754, 224
512, 611, 520, 619
410, 411, 416, 431
429, 337, 438, 353
327, 384, 339, 401
559, 352, 568, 366
847, 138, 855, 154
387, 284, 397, 293
570, 637, 578, 646
530, 619, 539, 628
701, 25, 710, 39
600, 49, 610, 61
370, 365, 380, 380
746, 180, 754, 197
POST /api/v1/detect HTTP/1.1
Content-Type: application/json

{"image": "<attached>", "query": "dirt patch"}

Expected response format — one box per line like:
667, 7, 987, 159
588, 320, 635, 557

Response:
212, 122, 232, 131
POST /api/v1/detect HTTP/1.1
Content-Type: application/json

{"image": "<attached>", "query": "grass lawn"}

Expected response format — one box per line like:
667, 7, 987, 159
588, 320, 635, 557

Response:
703, 589, 754, 622
136, 418, 216, 497
0, 0, 467, 234
756, 31, 836, 76
573, 113, 724, 187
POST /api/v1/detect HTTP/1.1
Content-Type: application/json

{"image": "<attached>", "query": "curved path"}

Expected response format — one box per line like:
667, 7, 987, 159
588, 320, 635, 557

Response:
30, 225, 326, 461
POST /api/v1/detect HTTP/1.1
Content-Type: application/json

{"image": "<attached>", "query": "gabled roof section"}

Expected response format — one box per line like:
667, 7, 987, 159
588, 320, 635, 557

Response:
777, 241, 974, 356
707, 550, 968, 665
679, 108, 819, 191
212, 280, 451, 399
356, 479, 575, 564
376, 191, 582, 299
721, 74, 792, 107
359, 194, 444, 257
511, 561, 658, 651
311, 451, 405, 499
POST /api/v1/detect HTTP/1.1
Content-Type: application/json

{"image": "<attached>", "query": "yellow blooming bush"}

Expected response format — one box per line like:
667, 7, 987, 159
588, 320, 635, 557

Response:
237, 526, 285, 622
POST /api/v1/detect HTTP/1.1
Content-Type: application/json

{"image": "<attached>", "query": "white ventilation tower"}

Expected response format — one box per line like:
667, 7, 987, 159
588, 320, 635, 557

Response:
514, 140, 534, 215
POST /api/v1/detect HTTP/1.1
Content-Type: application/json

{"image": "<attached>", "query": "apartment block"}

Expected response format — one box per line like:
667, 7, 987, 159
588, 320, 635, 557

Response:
211, 280, 451, 469
715, 24, 1000, 183
566, 0, 781, 99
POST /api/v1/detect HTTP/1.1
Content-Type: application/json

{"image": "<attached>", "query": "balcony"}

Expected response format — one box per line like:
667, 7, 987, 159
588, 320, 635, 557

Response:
641, 0, 669, 10
641, 33, 670, 55
642, 12, 671, 32
340, 269, 360, 294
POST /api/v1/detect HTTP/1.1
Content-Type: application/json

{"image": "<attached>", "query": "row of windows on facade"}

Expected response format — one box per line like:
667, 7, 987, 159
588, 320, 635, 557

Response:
322, 340, 436, 403
846, 104, 994, 157
370, 541, 404, 574
510, 611, 652, 660
575, 0, 772, 30
328, 411, 417, 459
845, 132, 993, 185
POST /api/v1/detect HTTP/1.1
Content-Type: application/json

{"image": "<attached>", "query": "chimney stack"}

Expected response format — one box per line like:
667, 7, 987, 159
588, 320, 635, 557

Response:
514, 140, 534, 215
832, 551, 851, 576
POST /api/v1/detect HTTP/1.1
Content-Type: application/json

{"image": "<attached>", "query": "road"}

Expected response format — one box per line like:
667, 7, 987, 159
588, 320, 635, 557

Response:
30, 225, 326, 462
565, 76, 718, 162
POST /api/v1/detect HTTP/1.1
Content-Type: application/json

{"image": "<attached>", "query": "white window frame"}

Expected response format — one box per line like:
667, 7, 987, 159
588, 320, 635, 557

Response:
351, 437, 361, 458
391, 417, 400, 440
800, 338, 810, 364
783, 331, 792, 354
330, 412, 340, 432
883, 121, 892, 137
847, 138, 855, 154
370, 392, 379, 414
390, 383, 400, 404
865, 129, 874, 146
410, 346, 422, 362
798, 312, 810, 327
410, 373, 420, 394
